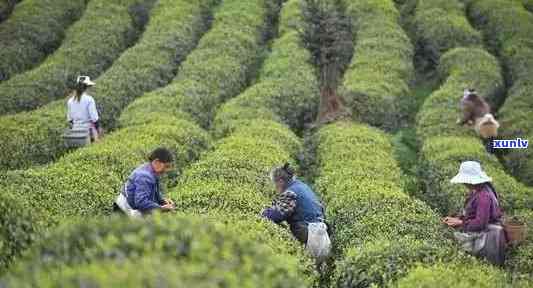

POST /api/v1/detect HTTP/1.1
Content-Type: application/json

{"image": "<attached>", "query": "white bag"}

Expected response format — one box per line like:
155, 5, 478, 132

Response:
306, 222, 331, 262
115, 193, 142, 218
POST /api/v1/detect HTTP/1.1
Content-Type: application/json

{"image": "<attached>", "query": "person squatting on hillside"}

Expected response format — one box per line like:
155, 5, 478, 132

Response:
443, 161, 507, 266
114, 147, 176, 218
67, 76, 102, 142
262, 163, 331, 263
457, 89, 500, 153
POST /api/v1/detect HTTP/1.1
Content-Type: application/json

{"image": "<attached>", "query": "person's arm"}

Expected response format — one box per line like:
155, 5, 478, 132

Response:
87, 97, 99, 124
262, 190, 297, 224
463, 192, 491, 232
132, 176, 161, 212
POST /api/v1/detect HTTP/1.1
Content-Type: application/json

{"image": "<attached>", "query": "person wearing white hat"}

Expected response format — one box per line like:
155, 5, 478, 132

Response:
443, 161, 507, 266
67, 76, 101, 142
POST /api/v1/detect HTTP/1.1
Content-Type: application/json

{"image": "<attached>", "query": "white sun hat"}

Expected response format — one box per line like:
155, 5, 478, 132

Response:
76, 75, 95, 86
450, 161, 492, 185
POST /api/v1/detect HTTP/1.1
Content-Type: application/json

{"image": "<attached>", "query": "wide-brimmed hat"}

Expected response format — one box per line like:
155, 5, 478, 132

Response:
76, 75, 95, 86
450, 161, 492, 185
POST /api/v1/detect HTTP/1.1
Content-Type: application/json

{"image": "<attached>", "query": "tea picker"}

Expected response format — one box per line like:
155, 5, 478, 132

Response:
63, 76, 101, 148
262, 163, 332, 264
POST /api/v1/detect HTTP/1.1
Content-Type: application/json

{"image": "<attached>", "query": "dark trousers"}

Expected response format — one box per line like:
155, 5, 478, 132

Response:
290, 222, 308, 244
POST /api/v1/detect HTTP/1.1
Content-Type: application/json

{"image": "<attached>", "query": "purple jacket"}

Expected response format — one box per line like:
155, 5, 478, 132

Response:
461, 183, 503, 232
122, 163, 164, 212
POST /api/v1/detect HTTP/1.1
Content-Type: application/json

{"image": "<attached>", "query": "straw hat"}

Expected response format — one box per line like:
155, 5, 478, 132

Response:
450, 161, 492, 185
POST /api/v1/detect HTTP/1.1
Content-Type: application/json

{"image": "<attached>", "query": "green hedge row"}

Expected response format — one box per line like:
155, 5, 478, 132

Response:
1, 214, 313, 287
0, 0, 19, 22
127, 0, 276, 130
407, 0, 482, 66
339, 0, 414, 131
0, 0, 152, 115
464, 0, 533, 186
213, 0, 319, 135
311, 121, 461, 287
415, 47, 533, 215
0, 0, 217, 171
0, 0, 88, 81
392, 262, 525, 288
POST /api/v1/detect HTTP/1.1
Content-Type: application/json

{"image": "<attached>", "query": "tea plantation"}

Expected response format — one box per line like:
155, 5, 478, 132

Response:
0, 0, 532, 287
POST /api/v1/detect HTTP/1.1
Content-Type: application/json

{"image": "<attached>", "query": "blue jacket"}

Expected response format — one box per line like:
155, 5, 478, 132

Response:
286, 179, 324, 223
122, 163, 164, 212
262, 179, 325, 225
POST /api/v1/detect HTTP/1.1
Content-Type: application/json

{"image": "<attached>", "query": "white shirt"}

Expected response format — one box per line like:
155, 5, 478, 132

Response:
67, 92, 99, 124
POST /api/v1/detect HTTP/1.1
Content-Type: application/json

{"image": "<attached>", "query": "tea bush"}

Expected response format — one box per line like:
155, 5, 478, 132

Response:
1, 214, 314, 287
392, 263, 516, 288
339, 0, 414, 130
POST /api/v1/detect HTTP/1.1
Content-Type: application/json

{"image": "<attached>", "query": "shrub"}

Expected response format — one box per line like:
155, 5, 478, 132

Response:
311, 121, 461, 287
392, 263, 515, 288
339, 0, 414, 130
0, 193, 40, 273
0, 0, 217, 170
0, 0, 88, 81
1, 214, 314, 287
409, 0, 482, 66
0, 0, 19, 22
333, 237, 460, 288
0, 0, 152, 115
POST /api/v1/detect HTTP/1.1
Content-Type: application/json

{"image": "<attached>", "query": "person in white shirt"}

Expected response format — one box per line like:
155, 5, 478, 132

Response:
67, 76, 101, 142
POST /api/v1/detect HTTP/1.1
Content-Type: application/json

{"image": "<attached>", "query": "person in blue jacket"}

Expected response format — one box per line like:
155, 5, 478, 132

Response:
114, 147, 176, 217
262, 163, 328, 244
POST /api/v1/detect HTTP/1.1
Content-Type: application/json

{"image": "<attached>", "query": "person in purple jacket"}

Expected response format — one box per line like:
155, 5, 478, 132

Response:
443, 161, 507, 266
114, 147, 176, 217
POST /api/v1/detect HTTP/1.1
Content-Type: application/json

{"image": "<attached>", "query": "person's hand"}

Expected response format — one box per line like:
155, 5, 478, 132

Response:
161, 203, 175, 212
444, 217, 463, 227
164, 199, 175, 206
